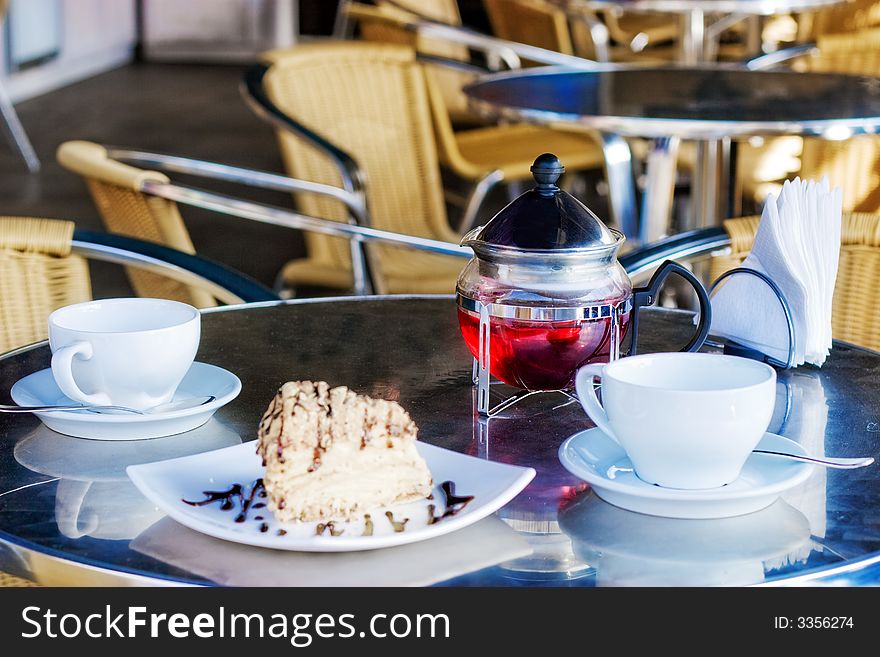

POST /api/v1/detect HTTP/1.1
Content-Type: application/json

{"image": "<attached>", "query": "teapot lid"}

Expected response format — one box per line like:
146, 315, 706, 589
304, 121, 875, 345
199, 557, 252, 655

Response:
461, 153, 621, 254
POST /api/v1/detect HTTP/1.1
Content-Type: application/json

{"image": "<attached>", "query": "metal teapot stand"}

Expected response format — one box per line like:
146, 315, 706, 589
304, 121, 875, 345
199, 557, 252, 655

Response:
465, 296, 630, 418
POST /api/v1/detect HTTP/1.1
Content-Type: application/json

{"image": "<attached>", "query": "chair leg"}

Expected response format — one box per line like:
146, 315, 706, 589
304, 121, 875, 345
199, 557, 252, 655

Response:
349, 238, 377, 295
0, 81, 39, 173
458, 169, 504, 233
598, 132, 638, 240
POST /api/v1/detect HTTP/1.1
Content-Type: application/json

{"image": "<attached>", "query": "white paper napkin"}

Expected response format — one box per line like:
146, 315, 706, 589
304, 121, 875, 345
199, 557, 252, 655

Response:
711, 178, 842, 367
131, 515, 532, 587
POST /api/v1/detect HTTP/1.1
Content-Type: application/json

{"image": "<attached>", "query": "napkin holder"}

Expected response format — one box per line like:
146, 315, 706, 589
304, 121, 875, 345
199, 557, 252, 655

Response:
708, 267, 796, 370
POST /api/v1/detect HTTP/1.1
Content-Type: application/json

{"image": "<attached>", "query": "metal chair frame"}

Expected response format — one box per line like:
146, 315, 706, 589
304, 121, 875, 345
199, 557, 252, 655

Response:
69, 228, 279, 306
96, 146, 471, 298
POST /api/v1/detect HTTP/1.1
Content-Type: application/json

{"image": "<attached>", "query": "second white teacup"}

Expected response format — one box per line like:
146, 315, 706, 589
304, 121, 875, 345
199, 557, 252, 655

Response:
575, 352, 776, 490
48, 298, 200, 411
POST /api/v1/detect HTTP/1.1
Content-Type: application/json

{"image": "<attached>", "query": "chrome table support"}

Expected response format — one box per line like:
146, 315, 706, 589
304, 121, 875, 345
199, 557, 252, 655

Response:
599, 132, 639, 240
640, 136, 680, 243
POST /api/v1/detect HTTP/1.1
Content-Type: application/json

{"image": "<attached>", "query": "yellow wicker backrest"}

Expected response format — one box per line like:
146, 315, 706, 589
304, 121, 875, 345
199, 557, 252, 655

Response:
712, 213, 880, 351
385, 0, 462, 24
376, 0, 467, 59
352, 2, 475, 127
0, 217, 91, 353
800, 0, 880, 40
261, 42, 457, 283
483, 0, 574, 56
56, 141, 215, 308
797, 40, 880, 214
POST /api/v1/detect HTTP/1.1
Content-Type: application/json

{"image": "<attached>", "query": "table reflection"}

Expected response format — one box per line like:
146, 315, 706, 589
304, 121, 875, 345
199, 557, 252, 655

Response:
13, 419, 242, 540
559, 494, 813, 586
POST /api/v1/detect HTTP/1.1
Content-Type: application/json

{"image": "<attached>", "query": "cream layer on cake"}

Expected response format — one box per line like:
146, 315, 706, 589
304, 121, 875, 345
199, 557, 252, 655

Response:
256, 380, 433, 522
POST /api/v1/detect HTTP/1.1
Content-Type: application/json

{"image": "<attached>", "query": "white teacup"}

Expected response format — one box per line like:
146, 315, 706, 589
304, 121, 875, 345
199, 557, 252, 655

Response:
48, 298, 200, 411
575, 353, 776, 490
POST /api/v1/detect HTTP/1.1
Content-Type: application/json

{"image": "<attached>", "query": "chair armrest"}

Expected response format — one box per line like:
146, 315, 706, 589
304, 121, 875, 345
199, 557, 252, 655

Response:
417, 53, 492, 76
240, 64, 368, 222
106, 147, 368, 225
71, 229, 280, 305
416, 22, 598, 69
620, 228, 730, 278
745, 43, 817, 70
140, 180, 472, 260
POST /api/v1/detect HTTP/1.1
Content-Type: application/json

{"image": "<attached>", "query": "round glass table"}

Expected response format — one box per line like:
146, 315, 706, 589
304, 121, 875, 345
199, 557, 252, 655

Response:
1, 297, 878, 586
465, 66, 880, 240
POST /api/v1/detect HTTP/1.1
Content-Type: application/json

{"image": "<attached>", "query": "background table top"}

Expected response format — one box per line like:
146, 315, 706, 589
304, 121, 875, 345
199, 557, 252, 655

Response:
465, 67, 880, 139
1, 297, 878, 586
569, 0, 845, 13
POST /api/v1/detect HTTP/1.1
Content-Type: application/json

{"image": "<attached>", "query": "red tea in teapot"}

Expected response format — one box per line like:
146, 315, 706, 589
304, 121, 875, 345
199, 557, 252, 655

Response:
457, 305, 631, 391
454, 154, 710, 409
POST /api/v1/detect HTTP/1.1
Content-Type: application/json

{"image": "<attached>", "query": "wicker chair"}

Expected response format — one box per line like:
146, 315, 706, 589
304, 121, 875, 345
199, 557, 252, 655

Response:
0, 216, 278, 586
482, 0, 677, 62
710, 213, 880, 352
348, 6, 610, 230
248, 42, 468, 294
483, 0, 576, 57
0, 216, 276, 355
0, 217, 90, 354
56, 141, 216, 308
740, 29, 880, 213
798, 0, 880, 41
798, 33, 880, 214
370, 0, 478, 126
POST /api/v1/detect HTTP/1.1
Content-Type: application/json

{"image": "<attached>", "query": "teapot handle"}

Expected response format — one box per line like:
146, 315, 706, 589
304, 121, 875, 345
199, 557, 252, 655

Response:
629, 260, 712, 356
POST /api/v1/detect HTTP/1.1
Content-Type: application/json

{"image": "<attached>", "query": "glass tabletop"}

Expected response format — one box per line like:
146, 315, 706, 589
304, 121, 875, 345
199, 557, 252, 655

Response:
0, 297, 878, 586
465, 67, 880, 139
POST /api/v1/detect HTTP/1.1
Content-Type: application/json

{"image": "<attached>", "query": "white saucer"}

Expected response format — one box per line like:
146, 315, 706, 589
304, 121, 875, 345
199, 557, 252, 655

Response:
10, 362, 241, 440
558, 428, 813, 519
127, 442, 536, 552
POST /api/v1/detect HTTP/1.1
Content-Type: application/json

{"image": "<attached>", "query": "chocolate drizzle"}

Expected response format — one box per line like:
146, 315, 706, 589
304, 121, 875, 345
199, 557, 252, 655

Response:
259, 523, 270, 533
233, 479, 266, 523
362, 514, 374, 536
182, 483, 243, 511
428, 481, 475, 523
385, 511, 408, 532
182, 479, 266, 525
316, 521, 344, 537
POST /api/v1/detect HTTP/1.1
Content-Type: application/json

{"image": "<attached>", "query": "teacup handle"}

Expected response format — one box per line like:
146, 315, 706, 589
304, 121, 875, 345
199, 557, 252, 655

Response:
629, 260, 712, 356
51, 342, 112, 406
575, 364, 620, 445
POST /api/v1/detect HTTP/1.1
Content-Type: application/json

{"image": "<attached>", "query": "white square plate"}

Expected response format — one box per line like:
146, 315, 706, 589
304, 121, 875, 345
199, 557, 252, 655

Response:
128, 441, 535, 552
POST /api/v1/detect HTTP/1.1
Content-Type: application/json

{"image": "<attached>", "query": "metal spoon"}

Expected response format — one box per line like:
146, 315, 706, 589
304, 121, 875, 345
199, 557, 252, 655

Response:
753, 450, 875, 469
0, 396, 216, 416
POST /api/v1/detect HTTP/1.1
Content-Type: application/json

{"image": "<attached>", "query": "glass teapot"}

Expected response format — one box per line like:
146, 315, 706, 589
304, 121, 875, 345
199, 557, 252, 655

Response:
456, 153, 711, 398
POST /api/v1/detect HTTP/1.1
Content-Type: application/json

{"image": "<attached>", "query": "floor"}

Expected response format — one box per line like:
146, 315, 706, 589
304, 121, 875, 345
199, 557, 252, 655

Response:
0, 62, 305, 298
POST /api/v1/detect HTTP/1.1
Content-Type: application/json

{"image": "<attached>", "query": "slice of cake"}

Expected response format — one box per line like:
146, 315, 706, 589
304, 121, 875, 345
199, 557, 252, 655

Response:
256, 381, 433, 522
